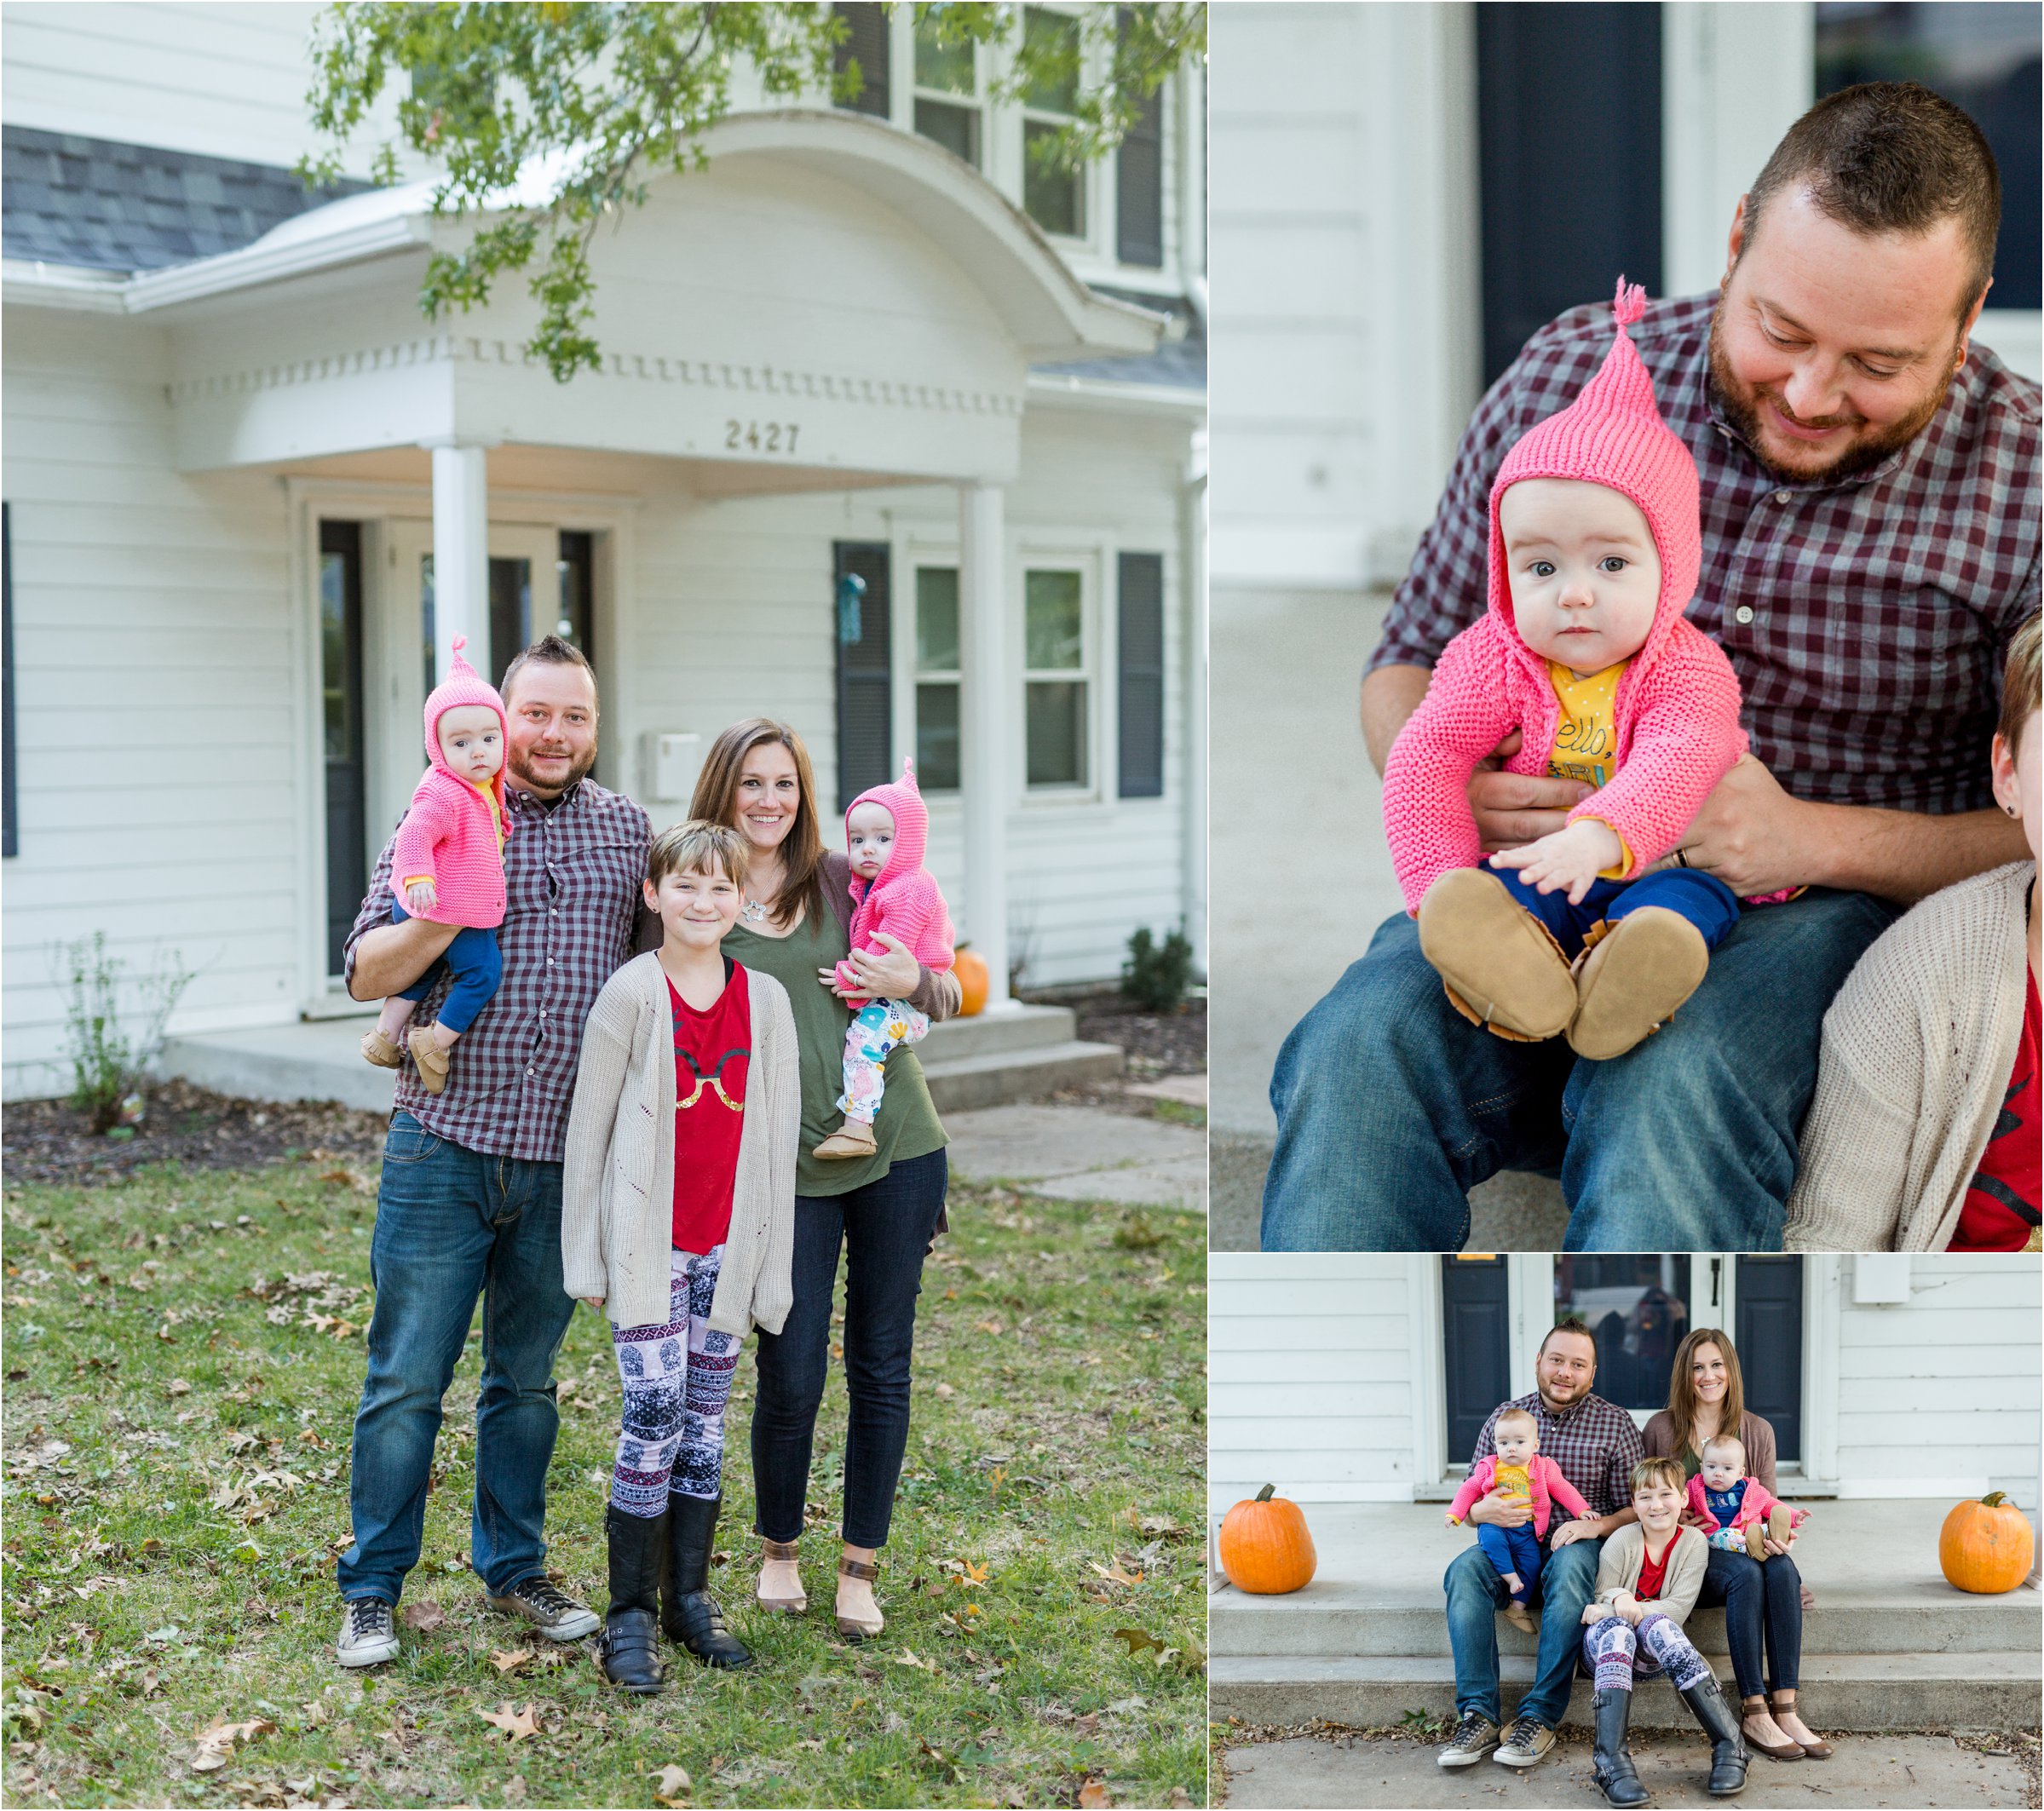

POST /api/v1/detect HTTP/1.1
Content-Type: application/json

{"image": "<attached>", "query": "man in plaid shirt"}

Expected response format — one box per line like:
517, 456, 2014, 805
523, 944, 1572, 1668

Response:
331, 636, 651, 1668
1265, 84, 2037, 1252
1440, 1320, 1644, 1773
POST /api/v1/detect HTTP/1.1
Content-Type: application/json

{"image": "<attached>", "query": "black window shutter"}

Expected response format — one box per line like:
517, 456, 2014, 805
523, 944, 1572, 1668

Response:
1115, 11, 1164, 267
833, 3, 891, 118
2, 503, 14, 858
1117, 551, 1165, 798
834, 542, 893, 813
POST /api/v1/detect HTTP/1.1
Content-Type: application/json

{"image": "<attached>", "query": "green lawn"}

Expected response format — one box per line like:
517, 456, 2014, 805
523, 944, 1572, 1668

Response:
1, 1157, 1206, 1808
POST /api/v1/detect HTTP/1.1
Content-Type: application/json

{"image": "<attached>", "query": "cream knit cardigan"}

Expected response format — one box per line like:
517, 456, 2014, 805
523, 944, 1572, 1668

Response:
561, 952, 798, 1336
1785, 861, 2034, 1254
1592, 1522, 1709, 1626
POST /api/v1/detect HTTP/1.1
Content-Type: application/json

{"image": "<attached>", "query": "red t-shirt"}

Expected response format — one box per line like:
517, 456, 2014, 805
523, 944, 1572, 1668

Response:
669, 963, 750, 1256
1951, 966, 2041, 1253
1634, 1540, 1672, 1604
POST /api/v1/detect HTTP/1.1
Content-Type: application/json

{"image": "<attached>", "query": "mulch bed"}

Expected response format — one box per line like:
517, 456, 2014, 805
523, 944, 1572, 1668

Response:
1063, 992, 1206, 1078
2, 1079, 386, 1189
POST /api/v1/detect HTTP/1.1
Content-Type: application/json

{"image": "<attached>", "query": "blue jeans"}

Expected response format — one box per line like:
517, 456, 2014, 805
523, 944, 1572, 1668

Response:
1499, 865, 1741, 957
390, 900, 503, 1035
1262, 886, 1899, 1250
1477, 1521, 1545, 1602
1694, 1544, 1802, 1697
1446, 1534, 1602, 1728
750, 1147, 948, 1550
337, 1115, 576, 1603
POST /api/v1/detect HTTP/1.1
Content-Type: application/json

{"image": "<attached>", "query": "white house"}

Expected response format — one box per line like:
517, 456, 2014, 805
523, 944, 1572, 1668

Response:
1211, 1252, 2043, 1524
1210, 0, 2042, 592
0, 1, 1207, 1101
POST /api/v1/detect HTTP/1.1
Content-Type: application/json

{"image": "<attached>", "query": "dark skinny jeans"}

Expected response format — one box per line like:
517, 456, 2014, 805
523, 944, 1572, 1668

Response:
749, 1147, 948, 1550
1694, 1544, 1802, 1698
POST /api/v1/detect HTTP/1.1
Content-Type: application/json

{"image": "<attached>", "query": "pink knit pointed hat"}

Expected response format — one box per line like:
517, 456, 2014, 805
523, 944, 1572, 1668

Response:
1488, 279, 1702, 670
844, 757, 929, 898
423, 635, 509, 779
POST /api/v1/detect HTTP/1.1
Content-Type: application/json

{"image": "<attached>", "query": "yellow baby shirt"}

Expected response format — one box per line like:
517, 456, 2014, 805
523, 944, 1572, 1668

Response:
1547, 659, 1633, 879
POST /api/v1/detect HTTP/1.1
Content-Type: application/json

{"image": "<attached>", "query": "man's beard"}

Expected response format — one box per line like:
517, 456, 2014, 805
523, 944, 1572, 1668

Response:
1706, 300, 1950, 485
509, 741, 598, 797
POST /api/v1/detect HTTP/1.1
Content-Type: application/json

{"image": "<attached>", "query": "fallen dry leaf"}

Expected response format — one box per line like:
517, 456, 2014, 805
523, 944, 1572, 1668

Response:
191, 1715, 275, 1773
399, 1600, 446, 1633
1089, 1561, 1143, 1588
1079, 1782, 1113, 1809
477, 1701, 540, 1741
165, 1379, 192, 1397
139, 1668, 160, 1699
648, 1762, 693, 1801
490, 1648, 535, 1676
890, 1648, 938, 1672
1111, 1627, 1162, 1656
962, 1559, 989, 1584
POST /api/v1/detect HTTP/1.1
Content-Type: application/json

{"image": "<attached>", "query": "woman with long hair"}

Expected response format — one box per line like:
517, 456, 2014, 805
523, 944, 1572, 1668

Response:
1642, 1327, 1829, 1762
690, 720, 960, 1641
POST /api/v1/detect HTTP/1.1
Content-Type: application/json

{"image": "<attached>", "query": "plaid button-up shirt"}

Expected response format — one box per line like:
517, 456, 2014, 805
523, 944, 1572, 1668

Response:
1470, 1390, 1644, 1522
1371, 290, 2041, 817
344, 778, 651, 1165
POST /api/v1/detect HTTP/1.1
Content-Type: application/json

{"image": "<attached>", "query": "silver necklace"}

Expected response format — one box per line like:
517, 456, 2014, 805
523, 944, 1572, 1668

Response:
740, 896, 769, 924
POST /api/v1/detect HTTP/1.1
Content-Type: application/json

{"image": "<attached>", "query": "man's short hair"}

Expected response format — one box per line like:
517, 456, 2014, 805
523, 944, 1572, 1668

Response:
1539, 1317, 1598, 1363
500, 634, 597, 706
1494, 1407, 1538, 1437
1701, 1432, 1747, 1465
1632, 1457, 1688, 1499
646, 818, 749, 893
1745, 81, 2001, 314
1999, 614, 2041, 764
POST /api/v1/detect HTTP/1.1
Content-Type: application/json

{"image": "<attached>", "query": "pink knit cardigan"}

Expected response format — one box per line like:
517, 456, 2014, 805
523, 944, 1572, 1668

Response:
1685, 1473, 1803, 1538
833, 761, 955, 992
389, 679, 510, 930
1447, 1452, 1594, 1540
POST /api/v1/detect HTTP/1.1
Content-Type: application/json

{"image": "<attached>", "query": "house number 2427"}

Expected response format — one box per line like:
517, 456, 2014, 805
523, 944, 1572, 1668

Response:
726, 420, 801, 455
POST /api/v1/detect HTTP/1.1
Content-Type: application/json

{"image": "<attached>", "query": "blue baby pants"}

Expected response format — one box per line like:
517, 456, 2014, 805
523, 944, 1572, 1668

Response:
1477, 1521, 1546, 1604
390, 900, 503, 1035
1495, 865, 1741, 960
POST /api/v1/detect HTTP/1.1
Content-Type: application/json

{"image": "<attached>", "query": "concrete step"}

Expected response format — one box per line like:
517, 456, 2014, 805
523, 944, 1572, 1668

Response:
1211, 1586, 2039, 1658
1209, 1651, 2044, 1733
921, 1003, 1076, 1060
919, 1039, 1124, 1111
161, 1021, 394, 1114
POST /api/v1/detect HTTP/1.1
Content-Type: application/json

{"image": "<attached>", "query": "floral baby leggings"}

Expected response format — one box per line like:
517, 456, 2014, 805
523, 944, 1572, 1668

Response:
1582, 1611, 1714, 1694
609, 1246, 739, 1518
835, 997, 930, 1125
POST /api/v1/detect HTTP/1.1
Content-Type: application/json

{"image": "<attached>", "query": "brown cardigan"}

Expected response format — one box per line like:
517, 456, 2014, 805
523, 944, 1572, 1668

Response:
1641, 1409, 1777, 1492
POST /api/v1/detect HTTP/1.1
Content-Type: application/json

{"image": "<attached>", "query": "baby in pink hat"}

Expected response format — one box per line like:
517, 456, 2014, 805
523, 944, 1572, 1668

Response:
359, 636, 511, 1095
1383, 280, 1768, 1060
813, 758, 955, 1159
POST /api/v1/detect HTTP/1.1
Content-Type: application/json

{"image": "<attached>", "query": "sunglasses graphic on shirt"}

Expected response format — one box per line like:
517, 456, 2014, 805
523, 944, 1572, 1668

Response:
675, 1045, 749, 1113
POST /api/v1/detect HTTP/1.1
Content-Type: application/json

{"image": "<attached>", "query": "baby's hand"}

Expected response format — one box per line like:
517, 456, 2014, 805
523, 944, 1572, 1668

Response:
818, 965, 870, 1003
1444, 1509, 1459, 1527
1488, 819, 1624, 905
406, 879, 439, 915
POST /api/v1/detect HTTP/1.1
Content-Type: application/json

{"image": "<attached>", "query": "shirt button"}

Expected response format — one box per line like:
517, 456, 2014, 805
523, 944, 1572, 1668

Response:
527, 1067, 536, 1076
1734, 606, 1755, 625
1773, 490, 1792, 504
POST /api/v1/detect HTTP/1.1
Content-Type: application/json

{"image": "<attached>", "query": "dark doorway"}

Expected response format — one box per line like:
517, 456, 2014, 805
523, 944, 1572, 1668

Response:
1553, 1256, 1694, 1411
1736, 1256, 1804, 1464
1442, 1256, 1512, 1465
1477, 3, 1665, 387
833, 542, 893, 813
319, 520, 367, 976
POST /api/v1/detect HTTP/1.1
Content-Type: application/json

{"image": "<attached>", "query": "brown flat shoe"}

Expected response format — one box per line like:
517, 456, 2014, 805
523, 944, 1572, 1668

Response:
360, 1028, 403, 1068
813, 1121, 877, 1160
407, 1026, 452, 1095
1566, 906, 1710, 1060
756, 1538, 808, 1615
1741, 1695, 1805, 1761
1503, 1602, 1535, 1634
1771, 1692, 1832, 1759
1416, 868, 1576, 1041
835, 1556, 884, 1641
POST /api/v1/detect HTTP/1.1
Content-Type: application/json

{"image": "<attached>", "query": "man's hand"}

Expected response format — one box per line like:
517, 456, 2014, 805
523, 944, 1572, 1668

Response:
1489, 819, 1624, 904
1652, 754, 1811, 897
1466, 1487, 1534, 1530
844, 932, 920, 1001
1469, 730, 1595, 851
1547, 1516, 1599, 1549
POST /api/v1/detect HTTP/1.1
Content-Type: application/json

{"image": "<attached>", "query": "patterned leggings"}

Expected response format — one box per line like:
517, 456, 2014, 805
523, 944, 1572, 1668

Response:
609, 1247, 740, 1518
1583, 1612, 1715, 1695
835, 997, 930, 1125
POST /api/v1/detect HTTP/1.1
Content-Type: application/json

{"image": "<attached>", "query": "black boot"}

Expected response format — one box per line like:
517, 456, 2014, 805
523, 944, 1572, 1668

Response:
1680, 1674, 1749, 1797
661, 1492, 754, 1669
1592, 1687, 1650, 1807
596, 1503, 665, 1693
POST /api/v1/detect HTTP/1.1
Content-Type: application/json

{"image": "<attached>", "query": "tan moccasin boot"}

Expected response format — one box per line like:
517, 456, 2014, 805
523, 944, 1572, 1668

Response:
406, 1026, 452, 1095
1566, 906, 1710, 1060
360, 1029, 402, 1069
1416, 868, 1576, 1042
812, 1119, 878, 1160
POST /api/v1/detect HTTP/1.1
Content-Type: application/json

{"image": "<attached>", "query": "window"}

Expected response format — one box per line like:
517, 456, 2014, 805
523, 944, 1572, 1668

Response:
913, 10, 981, 168
556, 530, 596, 664
1114, 9, 1164, 266
1552, 1256, 1695, 1413
832, 2, 891, 118
1117, 552, 1164, 797
319, 520, 366, 975
913, 566, 962, 791
834, 542, 894, 811
1021, 6, 1085, 237
1024, 566, 1087, 788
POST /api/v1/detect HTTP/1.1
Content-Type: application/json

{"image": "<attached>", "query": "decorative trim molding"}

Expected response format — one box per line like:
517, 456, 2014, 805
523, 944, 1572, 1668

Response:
169, 333, 1026, 418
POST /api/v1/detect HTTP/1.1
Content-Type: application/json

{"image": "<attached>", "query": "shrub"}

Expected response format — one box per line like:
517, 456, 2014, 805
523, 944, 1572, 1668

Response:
57, 932, 194, 1133
1121, 924, 1194, 1013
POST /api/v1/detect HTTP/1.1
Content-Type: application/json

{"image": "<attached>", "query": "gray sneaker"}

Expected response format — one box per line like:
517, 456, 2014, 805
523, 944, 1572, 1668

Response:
1494, 1716, 1557, 1768
486, 1574, 599, 1641
336, 1596, 398, 1668
1437, 1710, 1500, 1768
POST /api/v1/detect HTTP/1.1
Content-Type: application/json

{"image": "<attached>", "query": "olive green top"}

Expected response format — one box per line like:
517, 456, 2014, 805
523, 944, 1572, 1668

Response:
723, 906, 946, 1199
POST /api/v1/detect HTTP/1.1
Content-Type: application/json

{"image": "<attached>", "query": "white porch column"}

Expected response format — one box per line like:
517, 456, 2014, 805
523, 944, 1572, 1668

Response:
958, 480, 1016, 1013
427, 440, 490, 683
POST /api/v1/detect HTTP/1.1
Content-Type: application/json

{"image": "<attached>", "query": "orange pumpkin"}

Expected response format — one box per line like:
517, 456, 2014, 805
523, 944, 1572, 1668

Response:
953, 946, 990, 1017
1939, 1490, 2035, 1595
1218, 1485, 1317, 1595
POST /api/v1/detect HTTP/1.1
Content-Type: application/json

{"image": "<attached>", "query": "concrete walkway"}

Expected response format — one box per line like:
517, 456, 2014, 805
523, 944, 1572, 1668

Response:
1220, 1732, 2034, 1808
941, 1101, 1206, 1212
